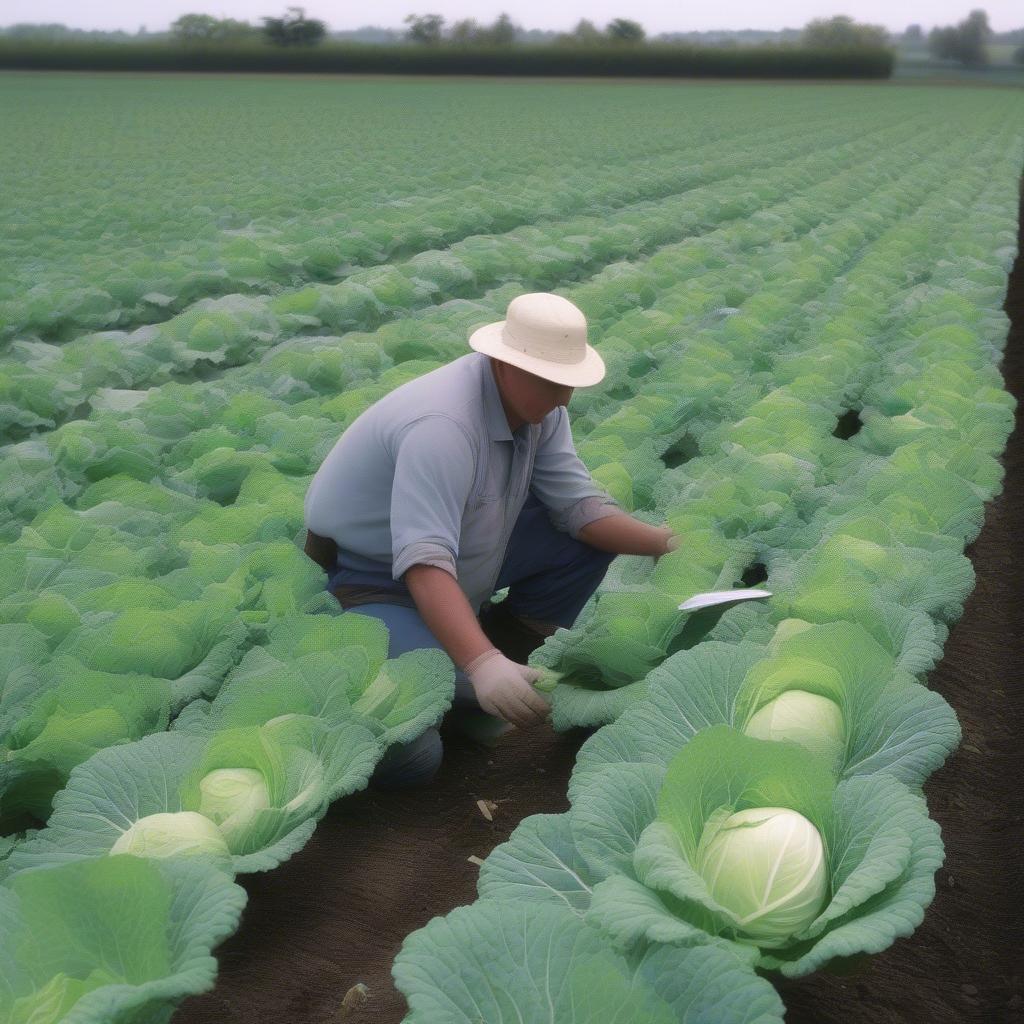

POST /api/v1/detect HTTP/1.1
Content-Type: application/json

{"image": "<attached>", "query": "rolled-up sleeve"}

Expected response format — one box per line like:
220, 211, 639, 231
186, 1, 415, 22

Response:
390, 415, 476, 583
530, 406, 623, 539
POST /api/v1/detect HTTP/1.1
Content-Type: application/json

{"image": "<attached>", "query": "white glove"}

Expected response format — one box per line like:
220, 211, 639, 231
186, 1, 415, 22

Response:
463, 648, 551, 728
654, 525, 680, 563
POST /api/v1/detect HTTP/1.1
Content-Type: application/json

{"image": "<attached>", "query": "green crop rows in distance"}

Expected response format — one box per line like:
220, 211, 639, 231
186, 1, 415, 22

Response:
0, 75, 1021, 1024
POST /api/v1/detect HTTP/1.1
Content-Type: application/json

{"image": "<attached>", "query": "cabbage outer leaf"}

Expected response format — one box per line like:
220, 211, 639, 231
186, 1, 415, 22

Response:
393, 899, 783, 1023
477, 812, 598, 915
0, 855, 245, 1024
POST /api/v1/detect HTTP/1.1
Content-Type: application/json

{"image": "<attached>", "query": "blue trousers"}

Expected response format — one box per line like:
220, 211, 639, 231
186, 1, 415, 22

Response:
342, 491, 616, 789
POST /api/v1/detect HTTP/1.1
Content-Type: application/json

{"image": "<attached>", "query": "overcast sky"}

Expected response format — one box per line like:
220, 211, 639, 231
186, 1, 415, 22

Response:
2, 2, 1021, 35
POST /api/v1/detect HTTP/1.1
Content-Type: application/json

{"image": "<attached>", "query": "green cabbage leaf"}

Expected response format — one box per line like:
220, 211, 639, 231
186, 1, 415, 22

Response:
393, 898, 785, 1024
0, 854, 245, 1024
1, 656, 172, 822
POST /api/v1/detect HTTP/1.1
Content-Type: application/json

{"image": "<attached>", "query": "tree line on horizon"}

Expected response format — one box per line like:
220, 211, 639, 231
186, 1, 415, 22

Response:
2, 7, 1021, 66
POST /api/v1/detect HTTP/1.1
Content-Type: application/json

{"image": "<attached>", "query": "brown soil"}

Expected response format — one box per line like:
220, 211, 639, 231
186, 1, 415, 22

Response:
176, 184, 1024, 1024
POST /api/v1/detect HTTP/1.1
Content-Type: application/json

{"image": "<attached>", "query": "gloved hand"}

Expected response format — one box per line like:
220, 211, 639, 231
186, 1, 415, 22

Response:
654, 525, 681, 563
463, 648, 551, 728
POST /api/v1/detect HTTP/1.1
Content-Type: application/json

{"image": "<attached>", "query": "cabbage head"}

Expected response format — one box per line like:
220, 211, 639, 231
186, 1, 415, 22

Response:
109, 811, 229, 859
695, 805, 828, 946
742, 690, 845, 766
177, 725, 332, 858
733, 620, 952, 781
198, 768, 272, 843
350, 666, 400, 719
622, 727, 834, 954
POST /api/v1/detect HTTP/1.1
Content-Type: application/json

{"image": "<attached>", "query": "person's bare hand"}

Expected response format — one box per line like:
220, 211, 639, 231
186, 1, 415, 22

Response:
463, 649, 551, 728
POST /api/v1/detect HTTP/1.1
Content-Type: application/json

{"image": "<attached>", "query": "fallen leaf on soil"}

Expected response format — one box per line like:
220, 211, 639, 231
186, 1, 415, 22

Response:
467, 855, 485, 866
339, 982, 369, 1018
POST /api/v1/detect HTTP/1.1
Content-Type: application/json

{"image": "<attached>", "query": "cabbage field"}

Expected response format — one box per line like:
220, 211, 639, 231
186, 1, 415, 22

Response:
1, 74, 1022, 1023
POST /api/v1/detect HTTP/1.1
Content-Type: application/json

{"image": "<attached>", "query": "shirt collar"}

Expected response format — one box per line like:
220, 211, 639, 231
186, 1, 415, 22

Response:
480, 354, 515, 442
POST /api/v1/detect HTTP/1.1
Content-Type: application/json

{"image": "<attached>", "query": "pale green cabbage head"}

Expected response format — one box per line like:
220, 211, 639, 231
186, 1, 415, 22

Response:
109, 811, 230, 859
263, 713, 300, 729
351, 668, 400, 719
743, 690, 845, 765
198, 768, 271, 841
766, 618, 814, 651
830, 534, 892, 572
696, 806, 828, 946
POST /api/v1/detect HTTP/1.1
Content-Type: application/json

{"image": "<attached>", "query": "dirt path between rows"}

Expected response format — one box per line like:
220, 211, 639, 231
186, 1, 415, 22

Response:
177, 183, 1023, 1024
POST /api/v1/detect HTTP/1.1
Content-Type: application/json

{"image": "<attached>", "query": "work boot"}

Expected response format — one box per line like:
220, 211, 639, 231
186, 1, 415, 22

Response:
477, 600, 555, 665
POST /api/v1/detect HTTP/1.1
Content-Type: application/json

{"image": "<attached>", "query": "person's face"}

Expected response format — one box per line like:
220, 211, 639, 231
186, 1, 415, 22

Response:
491, 358, 574, 428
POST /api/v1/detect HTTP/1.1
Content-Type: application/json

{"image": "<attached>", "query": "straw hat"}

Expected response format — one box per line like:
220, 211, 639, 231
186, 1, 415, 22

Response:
468, 292, 606, 387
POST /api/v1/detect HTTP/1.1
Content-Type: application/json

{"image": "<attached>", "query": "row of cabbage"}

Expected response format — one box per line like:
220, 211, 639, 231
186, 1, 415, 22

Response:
390, 128, 1022, 1018
0, 110, 975, 542
0, 105, 978, 817
533, 123, 1014, 721
0, 114, 1017, 1020
0, 108, 919, 442
1, 83, 891, 347
0, 145, 919, 839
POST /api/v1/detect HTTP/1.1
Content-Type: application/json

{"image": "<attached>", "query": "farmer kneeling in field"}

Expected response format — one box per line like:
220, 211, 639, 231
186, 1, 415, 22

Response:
303, 292, 678, 788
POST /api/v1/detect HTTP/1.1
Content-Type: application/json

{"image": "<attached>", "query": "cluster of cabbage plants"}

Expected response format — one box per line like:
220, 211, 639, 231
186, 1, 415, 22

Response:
5, 82, 860, 348
1, 82, 1020, 1023
392, 114, 1022, 1020
3, 106, 970, 536
0, 610, 455, 1021
530, 123, 1002, 725
1, 99, 909, 439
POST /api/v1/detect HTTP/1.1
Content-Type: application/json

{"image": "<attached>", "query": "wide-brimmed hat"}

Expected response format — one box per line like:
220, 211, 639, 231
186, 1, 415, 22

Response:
468, 292, 605, 387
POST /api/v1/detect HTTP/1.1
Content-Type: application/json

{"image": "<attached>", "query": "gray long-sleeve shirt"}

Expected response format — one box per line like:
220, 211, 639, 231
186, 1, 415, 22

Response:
303, 351, 622, 613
